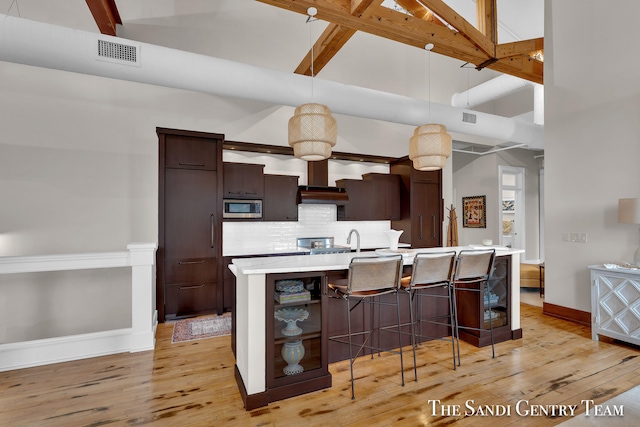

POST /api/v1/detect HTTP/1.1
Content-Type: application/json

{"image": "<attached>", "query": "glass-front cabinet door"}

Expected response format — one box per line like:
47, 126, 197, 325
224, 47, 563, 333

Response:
266, 271, 330, 394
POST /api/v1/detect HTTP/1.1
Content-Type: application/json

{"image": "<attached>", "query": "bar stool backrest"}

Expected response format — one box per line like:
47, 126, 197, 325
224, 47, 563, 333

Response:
410, 251, 457, 288
453, 249, 496, 283
347, 255, 403, 294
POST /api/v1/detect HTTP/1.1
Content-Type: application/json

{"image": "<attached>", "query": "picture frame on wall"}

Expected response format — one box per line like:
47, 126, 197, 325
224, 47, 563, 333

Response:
462, 195, 486, 228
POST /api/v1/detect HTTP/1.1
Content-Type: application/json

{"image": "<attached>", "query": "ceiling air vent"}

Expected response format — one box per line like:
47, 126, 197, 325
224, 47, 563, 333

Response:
97, 39, 140, 66
462, 112, 477, 124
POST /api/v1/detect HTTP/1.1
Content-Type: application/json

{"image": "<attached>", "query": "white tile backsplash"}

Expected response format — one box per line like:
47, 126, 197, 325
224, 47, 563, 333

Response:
223, 204, 393, 256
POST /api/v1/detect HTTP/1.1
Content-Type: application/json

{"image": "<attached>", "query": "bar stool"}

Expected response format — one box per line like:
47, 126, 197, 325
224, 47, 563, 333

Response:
452, 249, 497, 363
400, 251, 458, 379
328, 255, 404, 400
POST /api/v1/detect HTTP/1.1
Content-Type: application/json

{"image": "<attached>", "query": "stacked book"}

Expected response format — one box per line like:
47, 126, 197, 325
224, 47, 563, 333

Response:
275, 290, 310, 304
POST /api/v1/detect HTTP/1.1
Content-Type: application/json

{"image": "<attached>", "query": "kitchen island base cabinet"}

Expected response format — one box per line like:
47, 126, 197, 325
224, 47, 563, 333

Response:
231, 249, 523, 409
455, 256, 515, 347
240, 271, 331, 409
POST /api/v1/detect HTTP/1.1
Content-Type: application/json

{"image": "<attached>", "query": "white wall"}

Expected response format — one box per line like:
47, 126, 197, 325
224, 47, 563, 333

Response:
452, 147, 541, 261
0, 61, 451, 343
544, 0, 640, 312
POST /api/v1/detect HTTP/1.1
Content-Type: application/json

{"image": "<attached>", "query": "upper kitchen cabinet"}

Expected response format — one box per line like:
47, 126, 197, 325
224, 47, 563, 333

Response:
363, 173, 401, 221
390, 158, 442, 248
336, 179, 372, 221
223, 162, 265, 199
336, 174, 401, 221
264, 174, 299, 221
165, 134, 218, 170
158, 128, 224, 321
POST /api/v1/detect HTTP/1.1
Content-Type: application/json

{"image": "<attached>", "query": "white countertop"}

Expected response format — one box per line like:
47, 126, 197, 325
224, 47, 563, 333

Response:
231, 246, 523, 276
224, 242, 412, 257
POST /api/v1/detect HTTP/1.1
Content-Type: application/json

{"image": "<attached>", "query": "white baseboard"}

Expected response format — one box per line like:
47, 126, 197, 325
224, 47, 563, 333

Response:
0, 326, 155, 372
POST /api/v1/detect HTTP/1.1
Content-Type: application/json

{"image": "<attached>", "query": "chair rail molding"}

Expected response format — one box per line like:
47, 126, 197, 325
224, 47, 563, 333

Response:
0, 242, 158, 372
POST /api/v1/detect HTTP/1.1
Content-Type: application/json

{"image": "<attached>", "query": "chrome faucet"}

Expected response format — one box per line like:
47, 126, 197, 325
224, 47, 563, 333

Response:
347, 229, 360, 254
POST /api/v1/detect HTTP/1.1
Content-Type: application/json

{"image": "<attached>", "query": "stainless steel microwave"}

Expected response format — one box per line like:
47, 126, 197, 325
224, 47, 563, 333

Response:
223, 199, 263, 219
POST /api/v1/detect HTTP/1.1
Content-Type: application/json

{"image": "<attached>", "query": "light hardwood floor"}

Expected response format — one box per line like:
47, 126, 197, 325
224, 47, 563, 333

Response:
2, 304, 639, 427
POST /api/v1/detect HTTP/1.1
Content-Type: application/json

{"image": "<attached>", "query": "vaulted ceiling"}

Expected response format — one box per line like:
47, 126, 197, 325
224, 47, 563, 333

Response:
2, 0, 544, 156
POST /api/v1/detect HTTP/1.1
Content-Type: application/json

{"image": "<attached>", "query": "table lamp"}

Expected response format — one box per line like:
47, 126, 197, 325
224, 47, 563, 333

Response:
618, 198, 640, 266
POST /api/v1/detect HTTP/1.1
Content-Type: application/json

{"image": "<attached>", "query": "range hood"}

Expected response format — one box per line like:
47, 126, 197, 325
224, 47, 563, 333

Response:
297, 186, 349, 205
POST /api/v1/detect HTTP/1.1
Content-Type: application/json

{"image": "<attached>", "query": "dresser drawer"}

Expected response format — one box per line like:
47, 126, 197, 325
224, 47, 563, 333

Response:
164, 257, 217, 284
165, 281, 217, 318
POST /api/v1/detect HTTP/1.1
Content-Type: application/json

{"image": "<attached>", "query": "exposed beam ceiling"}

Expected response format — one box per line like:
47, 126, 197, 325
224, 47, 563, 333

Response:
85, 0, 121, 36
258, 0, 543, 84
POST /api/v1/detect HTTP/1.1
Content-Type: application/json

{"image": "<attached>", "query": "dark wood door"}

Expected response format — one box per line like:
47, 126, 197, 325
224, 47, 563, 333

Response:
164, 168, 218, 318
223, 162, 264, 199
264, 175, 298, 221
411, 181, 442, 248
364, 173, 401, 220
336, 179, 372, 221
165, 169, 217, 259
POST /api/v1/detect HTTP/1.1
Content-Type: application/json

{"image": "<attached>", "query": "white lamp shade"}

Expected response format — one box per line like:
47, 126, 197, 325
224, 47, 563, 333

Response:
288, 103, 337, 161
618, 198, 640, 224
409, 124, 452, 171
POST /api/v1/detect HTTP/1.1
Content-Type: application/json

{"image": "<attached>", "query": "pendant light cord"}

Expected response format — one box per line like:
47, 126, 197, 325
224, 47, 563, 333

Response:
307, 7, 317, 101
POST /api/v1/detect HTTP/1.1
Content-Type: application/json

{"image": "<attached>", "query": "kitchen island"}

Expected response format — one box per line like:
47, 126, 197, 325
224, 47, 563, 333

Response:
229, 246, 523, 409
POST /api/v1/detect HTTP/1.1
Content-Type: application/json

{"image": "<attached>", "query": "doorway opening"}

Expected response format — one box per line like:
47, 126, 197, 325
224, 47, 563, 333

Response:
499, 166, 525, 257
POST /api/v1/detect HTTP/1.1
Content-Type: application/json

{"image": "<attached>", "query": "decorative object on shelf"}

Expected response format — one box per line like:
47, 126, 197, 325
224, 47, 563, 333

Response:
408, 43, 452, 171
482, 239, 493, 246
281, 340, 305, 375
384, 229, 403, 250
275, 308, 309, 336
275, 290, 311, 304
502, 199, 515, 211
502, 220, 513, 234
276, 279, 305, 294
288, 7, 337, 161
463, 195, 486, 228
618, 198, 640, 266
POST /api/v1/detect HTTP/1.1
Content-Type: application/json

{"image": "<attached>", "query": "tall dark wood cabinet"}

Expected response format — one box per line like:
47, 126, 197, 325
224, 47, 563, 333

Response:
157, 128, 223, 321
390, 157, 443, 248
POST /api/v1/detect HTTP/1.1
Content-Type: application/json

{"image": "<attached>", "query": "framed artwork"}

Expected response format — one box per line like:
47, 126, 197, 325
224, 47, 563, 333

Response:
462, 195, 486, 228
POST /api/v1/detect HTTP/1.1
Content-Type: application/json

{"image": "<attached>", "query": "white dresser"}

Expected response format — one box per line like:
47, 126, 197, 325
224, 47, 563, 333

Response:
589, 265, 640, 346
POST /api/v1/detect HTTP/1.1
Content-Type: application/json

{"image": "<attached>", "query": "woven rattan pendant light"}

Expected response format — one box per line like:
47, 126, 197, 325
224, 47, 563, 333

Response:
288, 7, 337, 161
409, 43, 451, 171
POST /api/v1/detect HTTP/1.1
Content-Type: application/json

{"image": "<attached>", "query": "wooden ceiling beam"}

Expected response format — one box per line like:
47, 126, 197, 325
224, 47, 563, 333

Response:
417, 0, 494, 57
85, 0, 122, 36
295, 24, 357, 76
258, 0, 542, 83
295, 1, 381, 76
476, 0, 497, 44
496, 38, 544, 59
395, 0, 447, 26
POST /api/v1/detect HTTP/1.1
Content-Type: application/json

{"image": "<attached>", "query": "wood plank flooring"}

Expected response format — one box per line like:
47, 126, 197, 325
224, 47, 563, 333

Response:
1, 304, 639, 426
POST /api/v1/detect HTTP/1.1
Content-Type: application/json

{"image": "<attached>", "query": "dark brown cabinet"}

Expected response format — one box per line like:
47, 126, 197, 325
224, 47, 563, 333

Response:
363, 173, 401, 220
223, 162, 265, 199
264, 174, 299, 221
455, 256, 513, 347
336, 174, 400, 221
336, 179, 372, 221
390, 158, 442, 248
158, 128, 223, 321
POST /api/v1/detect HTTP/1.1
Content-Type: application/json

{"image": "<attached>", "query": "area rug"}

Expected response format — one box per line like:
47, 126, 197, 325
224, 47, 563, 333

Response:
171, 313, 232, 343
